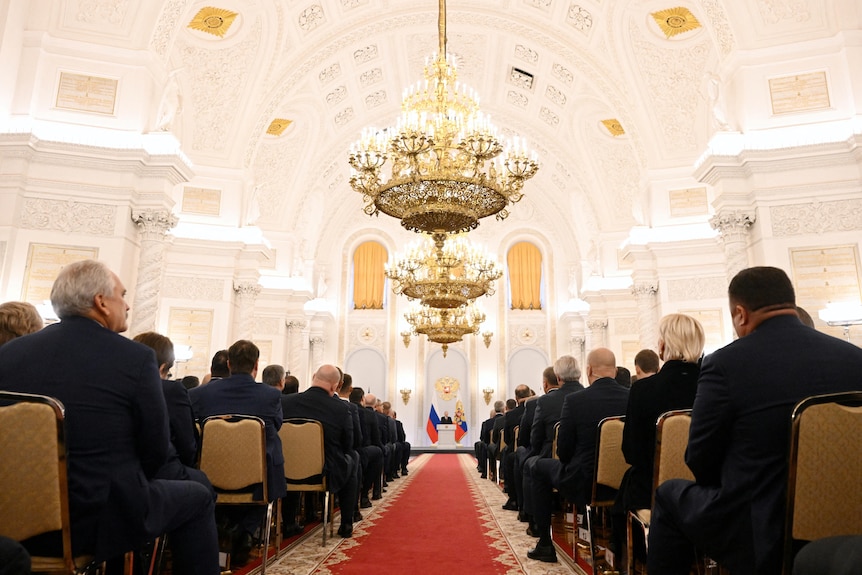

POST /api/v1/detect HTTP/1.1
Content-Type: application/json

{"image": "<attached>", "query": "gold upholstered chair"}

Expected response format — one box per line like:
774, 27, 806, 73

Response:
278, 418, 331, 549
575, 416, 629, 573
626, 409, 694, 575
199, 414, 274, 574
781, 391, 862, 575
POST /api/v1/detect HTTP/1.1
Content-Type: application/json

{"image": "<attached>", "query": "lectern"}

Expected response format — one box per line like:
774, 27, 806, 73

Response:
437, 424, 456, 448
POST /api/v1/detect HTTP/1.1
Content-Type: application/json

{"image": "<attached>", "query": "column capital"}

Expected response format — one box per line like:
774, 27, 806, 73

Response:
285, 320, 307, 331
131, 209, 178, 236
309, 336, 325, 346
709, 210, 755, 238
233, 281, 261, 298
586, 318, 608, 331
631, 282, 658, 297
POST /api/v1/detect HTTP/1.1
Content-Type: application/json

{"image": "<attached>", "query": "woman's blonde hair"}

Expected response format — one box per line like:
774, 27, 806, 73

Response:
658, 313, 705, 363
0, 301, 44, 346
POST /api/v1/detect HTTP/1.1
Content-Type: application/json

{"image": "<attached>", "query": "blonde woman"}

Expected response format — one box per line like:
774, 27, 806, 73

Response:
0, 301, 43, 346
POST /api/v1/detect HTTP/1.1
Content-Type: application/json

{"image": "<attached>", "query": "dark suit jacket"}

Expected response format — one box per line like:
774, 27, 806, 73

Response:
339, 396, 362, 451
531, 381, 584, 459
676, 315, 862, 572
0, 316, 170, 559
518, 398, 539, 451
490, 413, 505, 447
479, 416, 496, 444
395, 419, 407, 443
162, 378, 198, 467
439, 416, 453, 424
557, 377, 630, 506
281, 386, 354, 492
503, 403, 526, 448
375, 410, 390, 445
620, 360, 699, 510
361, 406, 383, 449
189, 373, 286, 500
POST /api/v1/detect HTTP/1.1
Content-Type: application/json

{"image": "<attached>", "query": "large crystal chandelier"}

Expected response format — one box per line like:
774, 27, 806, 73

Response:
348, 0, 539, 237
386, 234, 501, 309
405, 303, 486, 357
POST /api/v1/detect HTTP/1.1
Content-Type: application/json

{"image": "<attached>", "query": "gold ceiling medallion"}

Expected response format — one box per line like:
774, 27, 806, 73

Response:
651, 7, 701, 39
188, 7, 238, 38
266, 119, 293, 136
348, 0, 539, 238
601, 119, 625, 136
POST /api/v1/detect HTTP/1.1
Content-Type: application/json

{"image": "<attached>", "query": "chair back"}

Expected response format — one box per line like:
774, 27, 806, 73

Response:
199, 415, 268, 502
552, 421, 560, 460
513, 425, 520, 450
279, 419, 326, 492
592, 416, 629, 504
783, 392, 862, 574
652, 409, 694, 505
0, 391, 77, 573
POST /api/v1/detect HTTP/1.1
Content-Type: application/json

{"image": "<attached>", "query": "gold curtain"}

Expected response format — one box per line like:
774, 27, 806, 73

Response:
507, 241, 542, 310
353, 241, 387, 309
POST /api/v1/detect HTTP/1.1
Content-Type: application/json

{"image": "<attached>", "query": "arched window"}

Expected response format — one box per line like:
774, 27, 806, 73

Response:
353, 241, 387, 309
507, 241, 543, 310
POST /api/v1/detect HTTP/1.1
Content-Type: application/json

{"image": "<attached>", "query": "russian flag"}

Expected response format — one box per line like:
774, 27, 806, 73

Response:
455, 420, 468, 442
426, 404, 440, 443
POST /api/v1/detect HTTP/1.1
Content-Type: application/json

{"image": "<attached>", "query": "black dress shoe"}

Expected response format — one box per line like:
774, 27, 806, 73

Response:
337, 524, 353, 538
502, 500, 519, 511
518, 511, 531, 523
372, 492, 382, 500
401, 468, 409, 475
353, 510, 363, 522
526, 524, 540, 537
360, 497, 372, 509
232, 532, 254, 566
480, 473, 487, 479
527, 543, 558, 563
282, 524, 303, 538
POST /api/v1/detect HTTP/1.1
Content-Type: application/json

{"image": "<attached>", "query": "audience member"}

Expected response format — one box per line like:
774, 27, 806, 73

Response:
349, 386, 384, 504
283, 374, 299, 394
335, 370, 364, 522
189, 339, 286, 564
181, 375, 200, 390
132, 332, 209, 485
0, 259, 218, 573
282, 364, 358, 538
392, 409, 411, 475
0, 301, 43, 346
262, 364, 286, 390
527, 348, 629, 563
487, 398, 514, 477
501, 385, 531, 510
633, 348, 660, 380
648, 266, 862, 574
614, 366, 632, 388
476, 401, 503, 479
511, 367, 555, 522
200, 349, 229, 385
795, 305, 815, 328
0, 536, 30, 575
522, 356, 584, 536
360, 391, 387, 499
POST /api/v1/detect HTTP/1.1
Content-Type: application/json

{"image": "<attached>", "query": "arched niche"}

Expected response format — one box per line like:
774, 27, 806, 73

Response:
507, 347, 550, 398
345, 347, 387, 397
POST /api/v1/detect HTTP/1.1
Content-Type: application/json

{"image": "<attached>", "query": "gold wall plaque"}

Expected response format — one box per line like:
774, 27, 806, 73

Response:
791, 245, 861, 313
267, 119, 293, 136
182, 186, 222, 216
769, 71, 830, 115
168, 308, 214, 380
188, 7, 238, 37
669, 187, 708, 218
601, 118, 625, 136
56, 72, 118, 115
22, 244, 99, 303
651, 7, 702, 39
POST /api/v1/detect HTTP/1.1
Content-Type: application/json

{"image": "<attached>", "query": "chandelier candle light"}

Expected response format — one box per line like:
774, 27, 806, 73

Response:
405, 303, 486, 357
348, 0, 539, 243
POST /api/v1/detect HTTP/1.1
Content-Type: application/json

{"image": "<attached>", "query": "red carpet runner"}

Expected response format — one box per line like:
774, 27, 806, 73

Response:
313, 453, 519, 574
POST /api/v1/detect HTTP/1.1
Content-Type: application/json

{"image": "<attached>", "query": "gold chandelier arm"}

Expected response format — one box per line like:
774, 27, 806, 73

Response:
438, 0, 447, 58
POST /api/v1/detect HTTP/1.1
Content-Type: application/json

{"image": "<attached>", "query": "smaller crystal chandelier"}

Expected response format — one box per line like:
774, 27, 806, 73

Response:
386, 235, 501, 309
405, 303, 486, 357
348, 0, 539, 237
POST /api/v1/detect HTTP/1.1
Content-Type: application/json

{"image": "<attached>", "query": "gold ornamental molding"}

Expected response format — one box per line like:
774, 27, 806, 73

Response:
601, 119, 625, 137
267, 119, 293, 136
188, 7, 238, 38
651, 7, 701, 39
435, 376, 460, 401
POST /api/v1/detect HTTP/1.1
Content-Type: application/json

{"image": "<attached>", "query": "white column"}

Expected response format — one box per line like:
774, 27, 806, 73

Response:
632, 281, 659, 351
285, 320, 306, 374
232, 281, 261, 341
587, 318, 608, 351
710, 210, 756, 283
309, 335, 325, 373
130, 209, 177, 336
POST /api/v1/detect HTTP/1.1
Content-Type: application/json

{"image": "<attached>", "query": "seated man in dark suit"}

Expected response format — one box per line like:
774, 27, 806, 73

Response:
281, 364, 358, 538
190, 340, 286, 563
488, 398, 515, 481
349, 386, 383, 503
527, 348, 629, 563
0, 259, 218, 573
501, 384, 531, 510
648, 267, 862, 574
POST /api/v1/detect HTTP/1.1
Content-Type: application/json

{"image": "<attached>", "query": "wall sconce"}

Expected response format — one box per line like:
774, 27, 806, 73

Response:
399, 388, 412, 405
482, 331, 493, 348
482, 387, 494, 405
401, 330, 412, 348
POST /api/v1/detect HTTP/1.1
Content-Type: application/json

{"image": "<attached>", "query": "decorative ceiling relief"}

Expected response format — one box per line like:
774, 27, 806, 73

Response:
651, 7, 702, 39
629, 20, 710, 152
150, 0, 188, 58
178, 18, 261, 153
253, 132, 304, 224
567, 5, 594, 34
334, 107, 354, 126
298, 4, 325, 33
364, 90, 387, 109
698, 0, 736, 56
514, 44, 539, 63
771, 199, 862, 236
188, 7, 238, 37
318, 63, 341, 84
325, 85, 347, 106
540, 107, 560, 127
552, 63, 574, 85
755, 0, 811, 25
359, 68, 383, 87
75, 0, 131, 25
266, 119, 292, 136
509, 67, 534, 90
588, 136, 639, 225
546, 85, 567, 106
507, 90, 529, 108
353, 44, 378, 64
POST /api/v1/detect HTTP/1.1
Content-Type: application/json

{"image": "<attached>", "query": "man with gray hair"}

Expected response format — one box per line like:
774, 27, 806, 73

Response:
0, 260, 219, 573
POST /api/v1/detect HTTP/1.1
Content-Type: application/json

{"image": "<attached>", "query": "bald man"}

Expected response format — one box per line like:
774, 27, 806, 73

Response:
281, 364, 358, 538
527, 348, 629, 563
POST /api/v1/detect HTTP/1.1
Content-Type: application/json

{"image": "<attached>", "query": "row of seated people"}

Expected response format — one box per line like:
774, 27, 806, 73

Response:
484, 266, 862, 575
0, 259, 411, 574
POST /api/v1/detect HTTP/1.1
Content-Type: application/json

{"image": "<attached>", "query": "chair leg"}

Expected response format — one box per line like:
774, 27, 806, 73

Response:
260, 502, 274, 575
274, 498, 284, 557
320, 492, 329, 546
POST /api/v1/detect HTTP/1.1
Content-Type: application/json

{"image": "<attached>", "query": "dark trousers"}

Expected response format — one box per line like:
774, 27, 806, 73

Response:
360, 445, 383, 495
400, 442, 411, 470
521, 454, 540, 516
0, 537, 29, 575
512, 446, 530, 509
476, 442, 489, 475
530, 458, 562, 539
